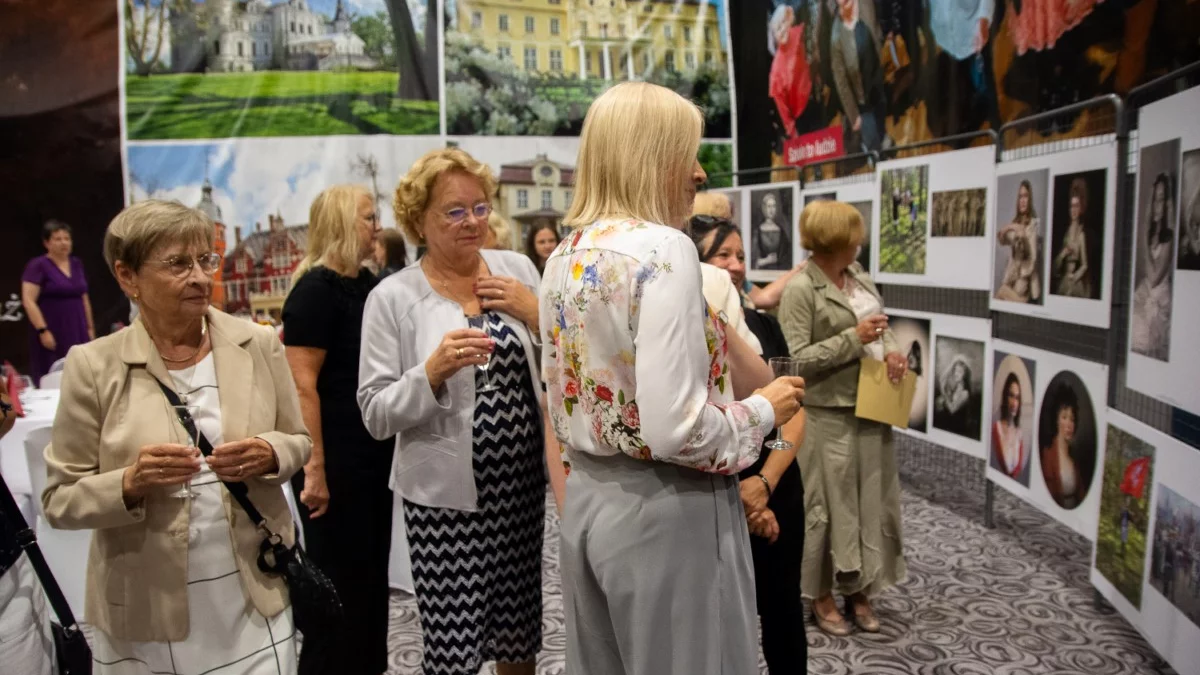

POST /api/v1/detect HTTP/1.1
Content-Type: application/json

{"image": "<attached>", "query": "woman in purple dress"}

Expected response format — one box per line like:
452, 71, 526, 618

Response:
21, 220, 93, 384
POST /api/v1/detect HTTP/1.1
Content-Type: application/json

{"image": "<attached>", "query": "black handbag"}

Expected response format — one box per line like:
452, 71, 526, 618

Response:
157, 382, 343, 636
0, 472, 92, 674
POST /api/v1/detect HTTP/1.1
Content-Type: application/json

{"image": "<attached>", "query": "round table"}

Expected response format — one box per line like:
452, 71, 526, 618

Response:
0, 390, 60, 525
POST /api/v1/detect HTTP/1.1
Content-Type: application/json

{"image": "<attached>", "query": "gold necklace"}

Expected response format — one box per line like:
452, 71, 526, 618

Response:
423, 257, 482, 298
152, 317, 208, 363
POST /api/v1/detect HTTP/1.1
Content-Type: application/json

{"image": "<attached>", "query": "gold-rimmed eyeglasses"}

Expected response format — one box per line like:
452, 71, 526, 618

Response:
152, 253, 223, 278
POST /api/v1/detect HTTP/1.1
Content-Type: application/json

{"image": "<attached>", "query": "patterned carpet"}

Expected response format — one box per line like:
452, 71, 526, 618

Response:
385, 453, 1179, 675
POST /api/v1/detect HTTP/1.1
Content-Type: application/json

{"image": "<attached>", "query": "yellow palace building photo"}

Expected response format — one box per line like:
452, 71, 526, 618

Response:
455, 0, 728, 81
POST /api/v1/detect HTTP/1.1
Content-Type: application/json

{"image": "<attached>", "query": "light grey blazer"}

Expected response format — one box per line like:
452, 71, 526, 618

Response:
357, 249, 545, 512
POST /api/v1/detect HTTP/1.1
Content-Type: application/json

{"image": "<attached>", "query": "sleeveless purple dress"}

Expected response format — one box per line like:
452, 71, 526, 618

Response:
21, 256, 89, 383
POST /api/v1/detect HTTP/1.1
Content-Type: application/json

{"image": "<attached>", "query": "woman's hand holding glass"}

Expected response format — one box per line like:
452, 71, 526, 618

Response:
206, 438, 278, 482
756, 370, 805, 450
424, 328, 494, 392
855, 314, 888, 344
121, 443, 202, 501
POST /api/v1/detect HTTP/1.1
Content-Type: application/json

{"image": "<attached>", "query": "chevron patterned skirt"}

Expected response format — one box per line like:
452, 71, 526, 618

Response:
403, 314, 546, 675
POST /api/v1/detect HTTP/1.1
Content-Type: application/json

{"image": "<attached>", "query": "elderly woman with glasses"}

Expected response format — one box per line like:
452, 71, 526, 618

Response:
358, 148, 566, 675
41, 200, 312, 675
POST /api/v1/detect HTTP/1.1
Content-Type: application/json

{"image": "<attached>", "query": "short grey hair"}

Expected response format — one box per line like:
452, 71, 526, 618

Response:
103, 200, 215, 276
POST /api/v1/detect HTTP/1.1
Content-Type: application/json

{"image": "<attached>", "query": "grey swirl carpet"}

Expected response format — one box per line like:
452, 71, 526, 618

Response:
386, 474, 1178, 674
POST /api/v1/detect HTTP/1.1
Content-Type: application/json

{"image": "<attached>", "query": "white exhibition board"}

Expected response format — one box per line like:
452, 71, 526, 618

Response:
1124, 85, 1200, 416
1091, 410, 1200, 675
985, 339, 1108, 539
872, 145, 995, 290
991, 142, 1119, 328
887, 309, 992, 459
799, 178, 877, 277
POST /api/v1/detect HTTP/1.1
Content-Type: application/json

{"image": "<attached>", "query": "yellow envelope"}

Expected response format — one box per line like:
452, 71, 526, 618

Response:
855, 358, 917, 429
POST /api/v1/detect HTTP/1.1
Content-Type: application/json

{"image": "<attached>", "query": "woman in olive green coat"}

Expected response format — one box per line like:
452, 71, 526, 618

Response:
778, 200, 908, 636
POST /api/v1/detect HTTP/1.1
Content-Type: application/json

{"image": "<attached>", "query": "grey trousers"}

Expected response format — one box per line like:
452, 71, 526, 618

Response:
562, 451, 758, 675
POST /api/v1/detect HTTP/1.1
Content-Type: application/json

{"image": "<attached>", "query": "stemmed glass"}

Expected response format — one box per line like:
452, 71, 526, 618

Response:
169, 405, 201, 499
765, 357, 801, 451
466, 314, 497, 393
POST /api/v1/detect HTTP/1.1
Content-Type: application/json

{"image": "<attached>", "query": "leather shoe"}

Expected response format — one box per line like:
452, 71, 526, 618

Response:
813, 609, 852, 636
848, 598, 880, 633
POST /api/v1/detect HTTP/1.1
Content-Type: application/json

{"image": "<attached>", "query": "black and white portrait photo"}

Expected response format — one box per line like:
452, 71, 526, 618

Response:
1050, 169, 1107, 300
933, 336, 985, 441
1131, 139, 1179, 362
749, 186, 794, 271
1177, 148, 1200, 272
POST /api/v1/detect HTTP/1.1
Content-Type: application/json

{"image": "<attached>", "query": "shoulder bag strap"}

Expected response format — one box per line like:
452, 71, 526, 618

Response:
0, 471, 82, 630
155, 380, 273, 533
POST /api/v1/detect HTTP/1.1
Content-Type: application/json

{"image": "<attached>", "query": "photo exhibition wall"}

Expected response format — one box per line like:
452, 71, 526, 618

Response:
987, 339, 1109, 540
887, 309, 992, 459
713, 182, 803, 282
991, 143, 1119, 328
872, 146, 995, 290
799, 178, 876, 274
1092, 410, 1200, 675
1124, 85, 1200, 417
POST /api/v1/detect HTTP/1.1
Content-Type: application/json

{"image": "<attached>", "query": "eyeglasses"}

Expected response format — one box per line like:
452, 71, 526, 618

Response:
444, 202, 492, 226
153, 253, 223, 278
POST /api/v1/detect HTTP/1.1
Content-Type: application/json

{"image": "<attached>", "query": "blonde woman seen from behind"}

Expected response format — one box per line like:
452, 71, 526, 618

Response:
42, 200, 311, 675
778, 200, 908, 637
281, 185, 394, 674
540, 81, 806, 675
358, 148, 566, 675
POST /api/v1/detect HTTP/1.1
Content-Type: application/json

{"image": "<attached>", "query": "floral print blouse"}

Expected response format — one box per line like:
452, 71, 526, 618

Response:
538, 219, 775, 475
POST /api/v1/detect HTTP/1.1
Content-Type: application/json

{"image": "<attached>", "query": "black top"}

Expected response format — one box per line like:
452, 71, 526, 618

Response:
738, 309, 802, 494
282, 267, 393, 469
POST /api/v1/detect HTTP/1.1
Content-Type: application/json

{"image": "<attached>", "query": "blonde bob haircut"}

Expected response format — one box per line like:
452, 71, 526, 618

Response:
394, 148, 498, 243
799, 200, 865, 256
486, 211, 513, 250
292, 184, 372, 286
565, 82, 704, 229
103, 199, 215, 277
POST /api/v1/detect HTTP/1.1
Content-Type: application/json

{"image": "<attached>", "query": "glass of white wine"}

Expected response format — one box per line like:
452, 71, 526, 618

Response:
466, 314, 497, 393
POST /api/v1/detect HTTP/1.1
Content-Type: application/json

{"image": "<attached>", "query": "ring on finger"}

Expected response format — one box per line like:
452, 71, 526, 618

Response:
456, 347, 464, 359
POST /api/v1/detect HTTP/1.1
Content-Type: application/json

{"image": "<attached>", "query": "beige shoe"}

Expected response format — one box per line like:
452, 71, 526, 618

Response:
812, 597, 852, 636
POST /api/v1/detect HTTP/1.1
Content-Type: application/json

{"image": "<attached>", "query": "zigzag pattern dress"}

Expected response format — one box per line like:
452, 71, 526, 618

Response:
403, 312, 546, 675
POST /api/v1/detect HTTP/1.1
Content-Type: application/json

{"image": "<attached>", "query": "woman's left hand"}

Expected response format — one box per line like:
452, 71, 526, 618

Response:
476, 276, 538, 327
885, 351, 908, 383
207, 437, 279, 482
739, 476, 769, 517
748, 508, 780, 544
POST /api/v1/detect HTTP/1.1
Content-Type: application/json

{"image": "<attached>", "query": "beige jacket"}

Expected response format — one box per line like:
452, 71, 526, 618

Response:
778, 262, 898, 408
41, 309, 311, 642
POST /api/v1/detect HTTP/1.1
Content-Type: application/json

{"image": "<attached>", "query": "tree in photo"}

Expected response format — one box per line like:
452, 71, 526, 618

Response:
126, 0, 168, 77
384, 0, 438, 101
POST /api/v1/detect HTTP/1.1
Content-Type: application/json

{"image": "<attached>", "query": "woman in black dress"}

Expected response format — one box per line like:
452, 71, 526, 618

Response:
690, 215, 808, 674
282, 184, 392, 674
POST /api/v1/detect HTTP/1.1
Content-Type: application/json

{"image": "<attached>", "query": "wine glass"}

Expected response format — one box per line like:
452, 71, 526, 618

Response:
466, 314, 497, 393
765, 357, 801, 451
169, 405, 201, 499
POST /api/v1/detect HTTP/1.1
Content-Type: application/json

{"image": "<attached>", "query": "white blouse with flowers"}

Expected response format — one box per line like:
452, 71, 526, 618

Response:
538, 219, 776, 475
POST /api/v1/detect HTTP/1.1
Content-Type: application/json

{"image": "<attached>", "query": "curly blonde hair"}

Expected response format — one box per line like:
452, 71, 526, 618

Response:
393, 148, 498, 242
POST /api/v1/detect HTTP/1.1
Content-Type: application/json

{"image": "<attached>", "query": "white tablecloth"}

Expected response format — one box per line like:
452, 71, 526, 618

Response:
1, 391, 60, 524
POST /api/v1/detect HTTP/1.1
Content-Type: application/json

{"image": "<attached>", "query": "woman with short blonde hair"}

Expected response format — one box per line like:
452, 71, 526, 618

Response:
541, 81, 806, 675
485, 211, 513, 250
779, 199, 907, 636
45, 199, 311, 674
360, 147, 563, 675
282, 184, 391, 674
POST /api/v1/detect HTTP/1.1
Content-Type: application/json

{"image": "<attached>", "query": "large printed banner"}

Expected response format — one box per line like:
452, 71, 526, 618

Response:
1091, 410, 1200, 675
120, 0, 736, 320
1124, 85, 1200, 417
732, 0, 1200, 175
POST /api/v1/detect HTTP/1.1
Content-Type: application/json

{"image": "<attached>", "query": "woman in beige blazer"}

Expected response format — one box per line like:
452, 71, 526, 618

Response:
42, 200, 311, 675
778, 200, 907, 637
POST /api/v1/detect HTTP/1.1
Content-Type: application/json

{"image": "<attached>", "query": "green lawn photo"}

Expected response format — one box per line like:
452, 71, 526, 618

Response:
879, 165, 929, 274
125, 71, 440, 139
1094, 425, 1154, 609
